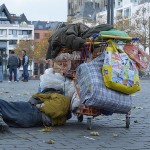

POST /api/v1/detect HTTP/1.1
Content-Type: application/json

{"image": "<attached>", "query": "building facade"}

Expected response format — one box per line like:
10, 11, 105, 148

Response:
67, 0, 150, 26
0, 4, 34, 78
67, 0, 102, 26
32, 21, 66, 77
96, 0, 150, 25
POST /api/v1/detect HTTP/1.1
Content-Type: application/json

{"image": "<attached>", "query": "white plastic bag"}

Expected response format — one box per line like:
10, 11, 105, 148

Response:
64, 80, 75, 98
40, 68, 65, 90
71, 92, 80, 111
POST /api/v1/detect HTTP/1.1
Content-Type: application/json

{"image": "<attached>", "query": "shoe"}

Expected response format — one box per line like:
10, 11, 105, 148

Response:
0, 117, 10, 133
23, 80, 28, 82
8, 81, 11, 83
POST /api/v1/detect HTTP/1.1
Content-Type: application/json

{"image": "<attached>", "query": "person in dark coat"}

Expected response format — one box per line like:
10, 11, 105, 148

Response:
0, 52, 3, 82
22, 50, 29, 82
7, 51, 19, 82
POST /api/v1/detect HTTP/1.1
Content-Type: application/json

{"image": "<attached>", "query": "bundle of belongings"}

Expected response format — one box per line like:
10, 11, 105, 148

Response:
46, 23, 113, 59
44, 23, 150, 117
37, 68, 75, 125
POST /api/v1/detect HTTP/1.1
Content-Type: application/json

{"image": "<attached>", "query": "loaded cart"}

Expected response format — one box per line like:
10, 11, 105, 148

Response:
51, 34, 144, 130
48, 22, 150, 130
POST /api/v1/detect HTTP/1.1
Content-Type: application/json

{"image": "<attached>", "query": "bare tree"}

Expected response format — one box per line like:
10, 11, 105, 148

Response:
114, 5, 150, 52
34, 31, 53, 63
14, 40, 34, 59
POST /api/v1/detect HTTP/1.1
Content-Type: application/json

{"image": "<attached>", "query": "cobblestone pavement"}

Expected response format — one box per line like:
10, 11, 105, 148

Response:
0, 80, 150, 150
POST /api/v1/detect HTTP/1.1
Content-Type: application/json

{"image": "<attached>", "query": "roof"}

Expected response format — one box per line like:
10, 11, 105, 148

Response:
32, 21, 49, 30
32, 21, 67, 31
0, 4, 14, 23
47, 21, 67, 31
0, 3, 29, 24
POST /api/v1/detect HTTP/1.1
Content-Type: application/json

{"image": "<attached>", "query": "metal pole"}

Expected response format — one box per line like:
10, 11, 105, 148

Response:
149, 16, 150, 54
107, 0, 111, 24
110, 0, 114, 26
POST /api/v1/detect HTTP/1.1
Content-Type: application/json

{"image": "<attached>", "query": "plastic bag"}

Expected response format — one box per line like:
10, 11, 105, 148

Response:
40, 68, 65, 90
123, 43, 150, 69
76, 53, 132, 114
64, 80, 75, 98
71, 92, 80, 111
102, 40, 140, 94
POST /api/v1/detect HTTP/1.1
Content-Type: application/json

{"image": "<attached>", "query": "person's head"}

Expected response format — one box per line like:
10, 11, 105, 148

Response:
10, 51, 15, 54
22, 50, 26, 55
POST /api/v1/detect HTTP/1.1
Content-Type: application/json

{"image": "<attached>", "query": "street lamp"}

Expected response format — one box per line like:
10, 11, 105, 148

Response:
142, 7, 147, 51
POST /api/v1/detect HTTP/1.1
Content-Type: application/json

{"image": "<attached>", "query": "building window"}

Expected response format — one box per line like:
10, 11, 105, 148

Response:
22, 30, 28, 35
68, 3, 71, 9
0, 11, 7, 18
130, 0, 137, 3
116, 9, 123, 19
0, 29, 7, 35
38, 25, 44, 29
35, 33, 40, 39
27, 30, 32, 35
117, 0, 123, 7
18, 30, 32, 35
138, 0, 149, 4
9, 40, 17, 45
14, 21, 19, 24
9, 29, 17, 35
0, 21, 10, 24
124, 7, 131, 18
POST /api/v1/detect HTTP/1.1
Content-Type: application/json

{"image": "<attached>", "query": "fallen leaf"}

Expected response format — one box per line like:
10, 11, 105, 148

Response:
113, 133, 118, 137
83, 136, 95, 140
23, 93, 30, 95
90, 131, 99, 136
137, 107, 143, 109
121, 119, 125, 121
133, 106, 143, 109
38, 127, 53, 132
47, 139, 55, 144
134, 120, 138, 123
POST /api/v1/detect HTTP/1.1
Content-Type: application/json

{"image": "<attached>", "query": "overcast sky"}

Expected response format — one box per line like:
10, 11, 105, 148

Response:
0, 0, 68, 22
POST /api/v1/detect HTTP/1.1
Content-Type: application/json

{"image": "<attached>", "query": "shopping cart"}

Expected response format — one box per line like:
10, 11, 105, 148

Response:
52, 35, 140, 129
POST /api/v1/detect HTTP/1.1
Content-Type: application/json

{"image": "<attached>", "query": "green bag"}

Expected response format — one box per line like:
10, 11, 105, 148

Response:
99, 29, 129, 37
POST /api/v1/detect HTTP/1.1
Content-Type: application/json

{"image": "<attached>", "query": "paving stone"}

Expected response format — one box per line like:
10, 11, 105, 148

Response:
0, 80, 150, 150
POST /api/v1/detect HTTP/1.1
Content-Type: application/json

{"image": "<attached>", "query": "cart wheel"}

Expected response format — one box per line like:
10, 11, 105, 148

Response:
87, 117, 92, 130
77, 115, 83, 122
126, 116, 130, 128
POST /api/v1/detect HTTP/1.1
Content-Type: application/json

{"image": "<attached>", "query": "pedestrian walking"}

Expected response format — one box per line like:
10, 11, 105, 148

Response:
22, 50, 29, 82
0, 52, 3, 82
7, 51, 19, 82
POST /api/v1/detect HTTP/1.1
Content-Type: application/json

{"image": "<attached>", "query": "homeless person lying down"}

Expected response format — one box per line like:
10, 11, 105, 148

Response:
0, 88, 71, 133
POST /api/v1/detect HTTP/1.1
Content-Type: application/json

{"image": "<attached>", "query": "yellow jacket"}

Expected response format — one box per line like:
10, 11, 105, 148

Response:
32, 93, 70, 126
